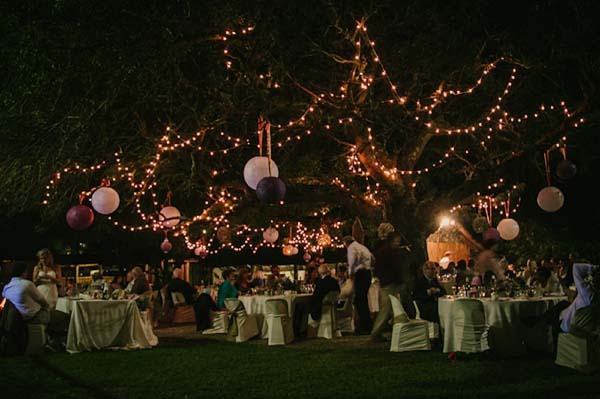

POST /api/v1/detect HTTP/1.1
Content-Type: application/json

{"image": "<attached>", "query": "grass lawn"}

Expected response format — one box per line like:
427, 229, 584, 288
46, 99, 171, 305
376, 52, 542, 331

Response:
0, 325, 597, 399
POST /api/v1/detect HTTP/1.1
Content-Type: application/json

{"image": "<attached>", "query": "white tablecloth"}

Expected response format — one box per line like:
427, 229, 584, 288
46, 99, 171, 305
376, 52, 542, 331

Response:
439, 296, 566, 356
239, 294, 311, 337
61, 299, 158, 354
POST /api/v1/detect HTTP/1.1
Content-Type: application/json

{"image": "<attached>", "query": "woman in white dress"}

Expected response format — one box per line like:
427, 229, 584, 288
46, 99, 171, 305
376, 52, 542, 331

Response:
33, 248, 59, 309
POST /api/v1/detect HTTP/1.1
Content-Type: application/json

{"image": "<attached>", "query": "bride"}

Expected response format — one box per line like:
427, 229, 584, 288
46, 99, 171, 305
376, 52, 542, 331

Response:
33, 248, 59, 309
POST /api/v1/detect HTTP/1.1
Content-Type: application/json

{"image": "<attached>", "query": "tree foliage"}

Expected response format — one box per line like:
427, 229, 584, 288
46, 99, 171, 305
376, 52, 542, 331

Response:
1, 0, 599, 260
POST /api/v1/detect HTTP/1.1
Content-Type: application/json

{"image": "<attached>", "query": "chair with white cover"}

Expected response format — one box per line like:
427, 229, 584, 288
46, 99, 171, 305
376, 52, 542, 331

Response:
202, 309, 229, 335
453, 299, 489, 353
389, 295, 430, 352
555, 333, 600, 372
336, 292, 355, 334
171, 292, 196, 324
413, 300, 440, 339
265, 298, 294, 345
224, 298, 259, 343
308, 291, 341, 339
25, 324, 47, 355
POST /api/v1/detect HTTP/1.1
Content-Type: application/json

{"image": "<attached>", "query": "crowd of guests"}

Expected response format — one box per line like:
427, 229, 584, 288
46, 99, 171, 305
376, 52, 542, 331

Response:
1, 242, 598, 355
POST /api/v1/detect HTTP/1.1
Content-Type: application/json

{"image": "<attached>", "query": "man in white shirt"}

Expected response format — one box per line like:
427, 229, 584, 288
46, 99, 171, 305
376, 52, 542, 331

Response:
2, 262, 50, 324
343, 235, 374, 334
2, 262, 69, 347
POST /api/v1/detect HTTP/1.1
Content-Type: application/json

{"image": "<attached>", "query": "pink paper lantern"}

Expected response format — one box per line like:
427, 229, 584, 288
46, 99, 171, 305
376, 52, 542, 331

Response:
91, 187, 120, 215
537, 186, 564, 212
160, 238, 172, 253
159, 206, 181, 228
497, 218, 520, 240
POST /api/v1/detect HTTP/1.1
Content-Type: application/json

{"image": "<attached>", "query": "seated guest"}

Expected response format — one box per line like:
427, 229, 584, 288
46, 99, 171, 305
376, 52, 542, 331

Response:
560, 263, 599, 336
124, 271, 135, 293
266, 265, 295, 291
110, 275, 125, 291
309, 264, 341, 321
305, 266, 319, 286
130, 266, 150, 295
167, 267, 196, 305
235, 267, 251, 294
532, 267, 564, 295
249, 268, 264, 289
455, 259, 468, 287
413, 261, 446, 323
2, 262, 69, 346
89, 272, 105, 292
216, 269, 238, 309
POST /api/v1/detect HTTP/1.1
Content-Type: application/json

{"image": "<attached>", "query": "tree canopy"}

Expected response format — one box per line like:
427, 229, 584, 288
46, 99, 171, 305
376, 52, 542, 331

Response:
1, 0, 599, 263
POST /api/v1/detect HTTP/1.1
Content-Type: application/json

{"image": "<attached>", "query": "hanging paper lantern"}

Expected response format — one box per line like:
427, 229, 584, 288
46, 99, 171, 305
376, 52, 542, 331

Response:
472, 216, 489, 234
497, 218, 520, 241
282, 244, 295, 256
91, 187, 120, 215
317, 233, 332, 247
483, 227, 500, 248
262, 227, 279, 243
243, 156, 279, 190
377, 222, 395, 240
66, 205, 95, 231
159, 206, 181, 228
160, 238, 172, 253
537, 186, 565, 212
216, 226, 231, 244
556, 160, 577, 180
256, 176, 286, 204
303, 252, 311, 262
291, 246, 299, 255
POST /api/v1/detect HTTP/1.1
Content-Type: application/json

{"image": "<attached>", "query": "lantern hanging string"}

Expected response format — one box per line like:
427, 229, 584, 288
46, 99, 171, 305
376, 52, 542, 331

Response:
78, 193, 86, 205
266, 121, 272, 177
504, 192, 511, 216
543, 150, 552, 186
257, 116, 265, 157
483, 195, 493, 226
560, 144, 567, 160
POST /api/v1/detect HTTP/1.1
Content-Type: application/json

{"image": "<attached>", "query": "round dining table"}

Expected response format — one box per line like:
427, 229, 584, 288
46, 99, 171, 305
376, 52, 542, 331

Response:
438, 295, 567, 356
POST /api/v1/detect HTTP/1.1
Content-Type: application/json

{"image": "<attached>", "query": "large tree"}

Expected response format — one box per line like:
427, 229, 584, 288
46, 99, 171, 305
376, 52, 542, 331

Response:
1, 0, 599, 261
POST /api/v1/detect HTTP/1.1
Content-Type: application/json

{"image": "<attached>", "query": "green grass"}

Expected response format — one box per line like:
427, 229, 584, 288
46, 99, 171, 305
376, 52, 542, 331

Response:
0, 330, 598, 399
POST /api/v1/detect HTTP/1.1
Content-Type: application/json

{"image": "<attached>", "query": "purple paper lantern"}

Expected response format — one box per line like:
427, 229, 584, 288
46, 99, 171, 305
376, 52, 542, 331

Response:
483, 227, 500, 248
66, 205, 95, 231
256, 176, 286, 204
556, 160, 577, 180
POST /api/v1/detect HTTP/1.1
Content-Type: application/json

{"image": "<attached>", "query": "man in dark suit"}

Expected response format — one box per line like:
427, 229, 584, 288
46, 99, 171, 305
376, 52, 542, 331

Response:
309, 264, 341, 321
413, 261, 446, 323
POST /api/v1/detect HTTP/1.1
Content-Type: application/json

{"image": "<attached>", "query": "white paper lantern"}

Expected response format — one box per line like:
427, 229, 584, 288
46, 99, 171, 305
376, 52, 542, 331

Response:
497, 218, 520, 240
243, 156, 279, 190
291, 246, 299, 255
262, 227, 279, 243
537, 186, 564, 212
159, 206, 181, 228
91, 187, 120, 215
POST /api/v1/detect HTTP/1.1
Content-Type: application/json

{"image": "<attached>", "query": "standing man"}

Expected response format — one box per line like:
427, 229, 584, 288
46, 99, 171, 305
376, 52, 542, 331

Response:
370, 234, 414, 342
343, 235, 374, 335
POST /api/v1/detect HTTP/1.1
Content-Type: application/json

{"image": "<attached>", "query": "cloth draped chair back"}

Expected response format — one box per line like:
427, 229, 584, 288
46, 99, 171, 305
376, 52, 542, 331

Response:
202, 309, 229, 335
413, 300, 440, 339
265, 298, 294, 345
336, 292, 355, 334
171, 292, 186, 306
452, 299, 489, 353
388, 295, 430, 352
309, 291, 341, 339
224, 298, 259, 343
168, 291, 195, 324
555, 333, 600, 372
